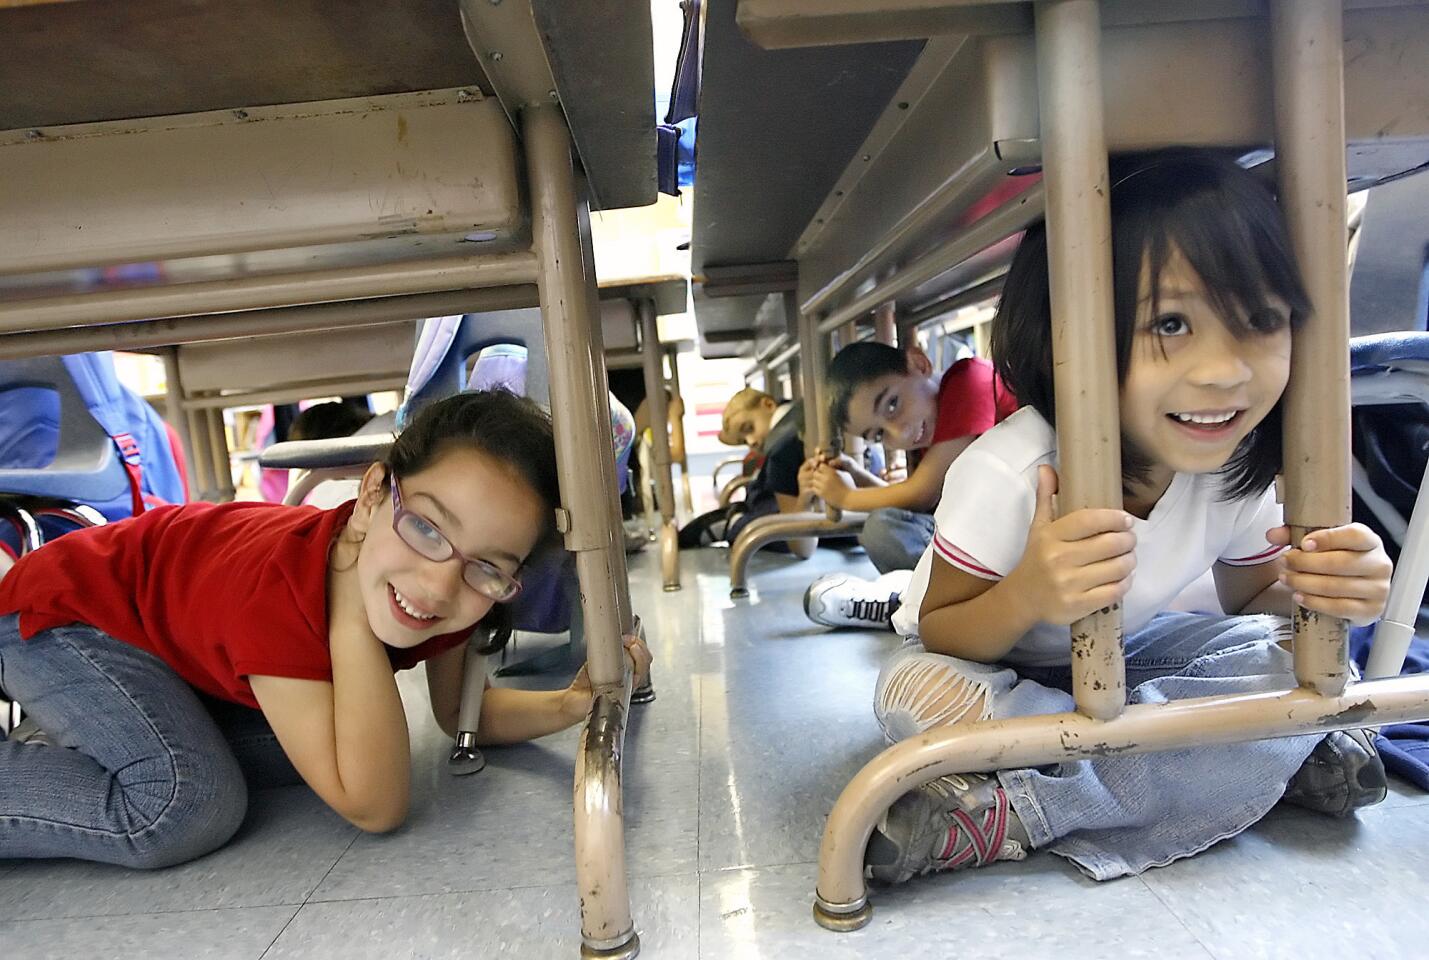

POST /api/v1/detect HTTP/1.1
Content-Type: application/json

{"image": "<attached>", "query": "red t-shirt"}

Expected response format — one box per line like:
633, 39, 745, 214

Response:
0, 501, 468, 709
929, 357, 1020, 444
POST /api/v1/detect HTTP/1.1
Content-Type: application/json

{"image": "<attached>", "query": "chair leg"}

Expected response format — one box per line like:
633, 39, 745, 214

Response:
637, 440, 657, 540
680, 469, 694, 519
524, 103, 639, 960
727, 511, 867, 598
639, 297, 681, 592
448, 640, 489, 776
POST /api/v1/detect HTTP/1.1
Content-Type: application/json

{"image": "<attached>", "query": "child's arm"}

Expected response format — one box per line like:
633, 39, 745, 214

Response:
1212, 555, 1287, 617
918, 465, 1136, 662
425, 634, 653, 744
250, 621, 411, 833
804, 437, 974, 514
819, 452, 886, 489
917, 561, 1043, 662
1218, 523, 1391, 625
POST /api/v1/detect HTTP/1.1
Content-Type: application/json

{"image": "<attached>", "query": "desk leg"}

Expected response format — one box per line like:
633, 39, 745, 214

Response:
525, 104, 640, 960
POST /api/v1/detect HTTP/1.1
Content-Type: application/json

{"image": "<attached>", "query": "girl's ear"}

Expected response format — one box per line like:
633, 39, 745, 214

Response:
349, 463, 390, 535
760, 395, 777, 412
905, 346, 934, 377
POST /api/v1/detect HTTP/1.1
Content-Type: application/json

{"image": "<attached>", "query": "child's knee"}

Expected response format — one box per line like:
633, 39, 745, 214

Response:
875, 656, 994, 743
788, 537, 817, 560
858, 510, 893, 550
115, 751, 249, 869
861, 507, 912, 537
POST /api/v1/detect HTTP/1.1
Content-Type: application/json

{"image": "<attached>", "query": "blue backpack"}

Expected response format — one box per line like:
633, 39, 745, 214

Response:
0, 353, 187, 553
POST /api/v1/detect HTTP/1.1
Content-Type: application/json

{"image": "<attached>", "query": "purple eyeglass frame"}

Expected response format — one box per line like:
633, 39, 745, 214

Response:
390, 476, 523, 601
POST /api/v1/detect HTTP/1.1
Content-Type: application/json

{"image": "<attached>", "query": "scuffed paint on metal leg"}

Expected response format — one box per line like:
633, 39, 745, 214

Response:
576, 683, 637, 958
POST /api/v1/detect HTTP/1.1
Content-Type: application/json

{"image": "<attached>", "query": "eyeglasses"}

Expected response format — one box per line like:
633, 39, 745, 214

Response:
389, 476, 523, 602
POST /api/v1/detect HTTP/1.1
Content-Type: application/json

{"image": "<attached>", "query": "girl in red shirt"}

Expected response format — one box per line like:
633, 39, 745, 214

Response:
0, 390, 650, 867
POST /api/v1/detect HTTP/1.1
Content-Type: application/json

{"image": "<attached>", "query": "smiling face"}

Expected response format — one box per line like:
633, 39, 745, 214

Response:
843, 348, 942, 452
1119, 247, 1293, 503
346, 447, 546, 649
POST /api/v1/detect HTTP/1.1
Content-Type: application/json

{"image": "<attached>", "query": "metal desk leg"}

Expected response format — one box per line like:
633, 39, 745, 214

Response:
526, 104, 640, 960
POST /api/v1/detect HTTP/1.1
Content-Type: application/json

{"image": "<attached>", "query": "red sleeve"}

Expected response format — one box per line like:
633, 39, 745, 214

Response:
930, 358, 1013, 444
205, 506, 347, 697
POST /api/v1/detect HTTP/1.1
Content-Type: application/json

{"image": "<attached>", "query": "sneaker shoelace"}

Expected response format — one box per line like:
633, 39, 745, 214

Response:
927, 775, 1017, 870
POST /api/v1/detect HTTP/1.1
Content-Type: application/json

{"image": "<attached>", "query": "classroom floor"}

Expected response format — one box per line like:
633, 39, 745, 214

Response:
3, 543, 1429, 959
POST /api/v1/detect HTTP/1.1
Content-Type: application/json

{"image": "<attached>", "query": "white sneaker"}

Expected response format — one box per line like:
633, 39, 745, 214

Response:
1, 698, 19, 737
803, 572, 906, 630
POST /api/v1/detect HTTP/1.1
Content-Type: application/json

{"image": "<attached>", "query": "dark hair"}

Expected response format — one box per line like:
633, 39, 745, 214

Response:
289, 401, 374, 442
385, 390, 561, 653
989, 149, 1312, 501
829, 341, 918, 429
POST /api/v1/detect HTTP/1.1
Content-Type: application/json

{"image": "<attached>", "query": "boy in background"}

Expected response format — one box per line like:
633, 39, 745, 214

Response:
801, 341, 1016, 627
679, 388, 817, 556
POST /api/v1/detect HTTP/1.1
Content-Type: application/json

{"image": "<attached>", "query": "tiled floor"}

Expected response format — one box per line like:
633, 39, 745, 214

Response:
4, 544, 1429, 959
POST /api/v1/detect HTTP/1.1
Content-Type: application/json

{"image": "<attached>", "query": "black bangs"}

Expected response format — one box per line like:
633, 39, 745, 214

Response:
1112, 152, 1312, 344
828, 341, 916, 430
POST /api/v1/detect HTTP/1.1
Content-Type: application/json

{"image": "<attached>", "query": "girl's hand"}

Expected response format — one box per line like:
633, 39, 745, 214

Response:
559, 633, 654, 725
625, 633, 653, 690
1007, 465, 1138, 625
804, 463, 854, 508
1267, 523, 1392, 626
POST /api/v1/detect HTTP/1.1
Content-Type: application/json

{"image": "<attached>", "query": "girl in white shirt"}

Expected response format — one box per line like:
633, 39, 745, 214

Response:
865, 150, 1394, 886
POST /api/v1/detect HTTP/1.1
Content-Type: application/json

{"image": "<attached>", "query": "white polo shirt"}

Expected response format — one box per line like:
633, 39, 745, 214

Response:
891, 407, 1287, 666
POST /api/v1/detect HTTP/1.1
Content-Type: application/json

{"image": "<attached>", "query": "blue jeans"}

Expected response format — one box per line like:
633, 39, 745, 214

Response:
0, 614, 299, 868
876, 612, 1321, 880
859, 508, 936, 573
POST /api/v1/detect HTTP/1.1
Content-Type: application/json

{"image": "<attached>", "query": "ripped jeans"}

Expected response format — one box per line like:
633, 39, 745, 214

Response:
874, 612, 1321, 880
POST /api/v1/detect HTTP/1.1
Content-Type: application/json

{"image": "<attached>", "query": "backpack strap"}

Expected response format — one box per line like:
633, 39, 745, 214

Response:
111, 431, 146, 516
